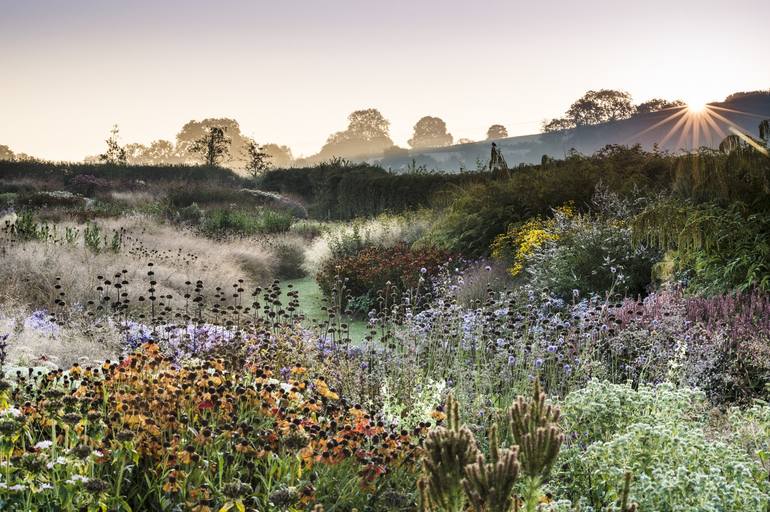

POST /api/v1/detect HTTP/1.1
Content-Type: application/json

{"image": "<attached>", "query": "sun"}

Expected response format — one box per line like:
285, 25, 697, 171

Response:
685, 95, 710, 114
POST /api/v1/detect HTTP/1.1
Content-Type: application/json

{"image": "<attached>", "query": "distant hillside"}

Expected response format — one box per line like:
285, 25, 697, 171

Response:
376, 91, 770, 173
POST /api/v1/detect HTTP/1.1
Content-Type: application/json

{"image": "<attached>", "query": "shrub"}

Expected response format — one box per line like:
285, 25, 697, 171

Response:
560, 381, 707, 445
574, 423, 769, 511
270, 237, 307, 279
200, 208, 293, 236
431, 146, 674, 257
68, 173, 110, 196
558, 381, 770, 511
316, 243, 453, 314
492, 207, 658, 300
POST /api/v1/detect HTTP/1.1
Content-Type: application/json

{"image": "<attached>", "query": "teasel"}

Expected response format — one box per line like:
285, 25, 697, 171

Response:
461, 424, 521, 512
419, 393, 480, 512
507, 379, 563, 480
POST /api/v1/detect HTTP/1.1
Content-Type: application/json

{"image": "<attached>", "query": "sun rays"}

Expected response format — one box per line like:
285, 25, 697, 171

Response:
627, 101, 767, 154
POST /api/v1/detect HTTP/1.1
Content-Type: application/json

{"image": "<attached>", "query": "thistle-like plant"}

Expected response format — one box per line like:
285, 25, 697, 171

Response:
419, 393, 480, 512
508, 378, 563, 511
462, 424, 521, 512
508, 378, 563, 479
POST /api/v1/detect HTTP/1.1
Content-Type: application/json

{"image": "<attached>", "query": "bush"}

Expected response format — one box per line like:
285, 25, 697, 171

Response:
261, 162, 481, 219
316, 242, 453, 314
492, 208, 658, 300
557, 381, 770, 511
431, 146, 674, 257
560, 381, 707, 445
200, 208, 293, 236
269, 237, 307, 279
68, 174, 110, 196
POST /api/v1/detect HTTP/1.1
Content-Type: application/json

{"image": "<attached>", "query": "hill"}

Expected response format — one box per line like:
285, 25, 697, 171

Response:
377, 91, 770, 172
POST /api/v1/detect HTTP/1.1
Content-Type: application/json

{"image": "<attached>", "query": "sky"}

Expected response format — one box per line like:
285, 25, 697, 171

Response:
1, 0, 769, 161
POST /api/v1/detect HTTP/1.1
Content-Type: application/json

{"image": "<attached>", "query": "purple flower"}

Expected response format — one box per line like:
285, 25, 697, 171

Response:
507, 355, 517, 366
535, 358, 544, 369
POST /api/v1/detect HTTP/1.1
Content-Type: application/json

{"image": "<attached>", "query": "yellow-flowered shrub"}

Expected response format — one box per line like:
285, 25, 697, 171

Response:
491, 204, 575, 277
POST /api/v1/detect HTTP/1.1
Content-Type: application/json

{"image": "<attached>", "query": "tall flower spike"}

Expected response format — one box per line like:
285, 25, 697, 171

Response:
507, 379, 563, 479
420, 393, 480, 512
462, 424, 521, 512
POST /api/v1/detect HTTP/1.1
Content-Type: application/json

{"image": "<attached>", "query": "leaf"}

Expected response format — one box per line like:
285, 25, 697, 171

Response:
219, 503, 234, 512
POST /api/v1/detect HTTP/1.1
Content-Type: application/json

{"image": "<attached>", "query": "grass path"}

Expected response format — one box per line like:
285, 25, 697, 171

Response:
280, 277, 370, 343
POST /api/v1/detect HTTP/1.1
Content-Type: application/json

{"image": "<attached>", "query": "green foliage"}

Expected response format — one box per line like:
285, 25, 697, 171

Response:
0, 160, 243, 185
270, 238, 306, 279
200, 208, 293, 236
557, 382, 769, 511
578, 423, 769, 511
522, 213, 659, 299
261, 162, 480, 219
432, 146, 673, 256
560, 381, 707, 445
634, 200, 770, 292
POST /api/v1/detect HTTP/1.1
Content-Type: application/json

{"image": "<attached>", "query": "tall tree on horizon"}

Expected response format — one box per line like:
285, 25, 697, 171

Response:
486, 124, 508, 140
408, 116, 453, 149
98, 124, 127, 165
190, 126, 231, 166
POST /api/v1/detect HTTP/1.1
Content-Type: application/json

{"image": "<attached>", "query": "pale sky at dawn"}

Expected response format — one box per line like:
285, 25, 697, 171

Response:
1, 0, 768, 161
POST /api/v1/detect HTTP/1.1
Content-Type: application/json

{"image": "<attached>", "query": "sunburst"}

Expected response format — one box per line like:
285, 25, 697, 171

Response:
626, 100, 766, 154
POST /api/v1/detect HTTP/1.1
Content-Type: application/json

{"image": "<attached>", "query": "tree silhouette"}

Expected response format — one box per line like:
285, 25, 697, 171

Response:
0, 145, 15, 161
317, 108, 394, 160
486, 124, 508, 140
243, 138, 271, 179
177, 118, 247, 165
98, 125, 127, 165
262, 144, 293, 168
408, 116, 453, 149
190, 126, 231, 166
543, 90, 636, 132
636, 98, 685, 115
567, 89, 634, 126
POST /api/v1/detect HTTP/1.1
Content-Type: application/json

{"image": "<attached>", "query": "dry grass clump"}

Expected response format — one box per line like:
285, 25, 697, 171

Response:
0, 214, 277, 309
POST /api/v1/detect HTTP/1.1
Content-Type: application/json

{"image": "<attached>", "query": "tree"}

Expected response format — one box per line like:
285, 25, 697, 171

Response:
99, 125, 127, 165
635, 98, 685, 115
316, 108, 394, 160
408, 116, 453, 149
542, 117, 576, 133
262, 144, 293, 168
566, 89, 635, 126
0, 145, 15, 161
190, 126, 231, 166
243, 138, 271, 179
543, 90, 636, 133
177, 118, 247, 166
486, 124, 508, 140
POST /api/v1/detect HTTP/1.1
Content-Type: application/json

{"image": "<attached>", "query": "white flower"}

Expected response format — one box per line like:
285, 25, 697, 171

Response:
91, 450, 104, 458
45, 456, 67, 469
0, 407, 22, 418
9, 484, 26, 491
35, 483, 53, 492
66, 475, 90, 485
34, 440, 53, 450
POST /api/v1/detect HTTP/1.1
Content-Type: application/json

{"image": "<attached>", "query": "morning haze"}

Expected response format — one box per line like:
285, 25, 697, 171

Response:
1, 0, 768, 162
